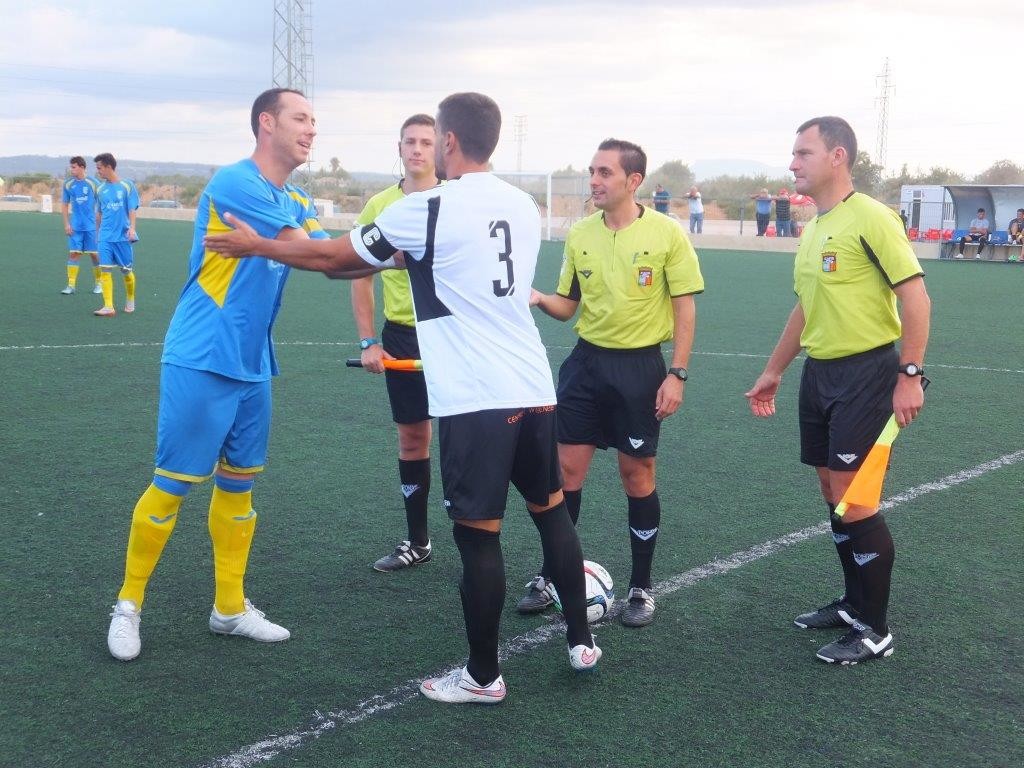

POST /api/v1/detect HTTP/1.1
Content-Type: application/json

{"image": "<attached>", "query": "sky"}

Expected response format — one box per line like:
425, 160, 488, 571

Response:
0, 0, 1019, 179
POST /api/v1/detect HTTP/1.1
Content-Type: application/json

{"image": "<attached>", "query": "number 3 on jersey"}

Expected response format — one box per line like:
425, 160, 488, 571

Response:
490, 220, 514, 297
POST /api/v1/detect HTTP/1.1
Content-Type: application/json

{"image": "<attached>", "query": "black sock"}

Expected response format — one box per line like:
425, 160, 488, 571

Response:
529, 502, 591, 649
828, 503, 862, 610
453, 523, 504, 686
398, 458, 430, 547
845, 513, 895, 634
537, 489, 582, 579
627, 491, 660, 589
564, 489, 582, 525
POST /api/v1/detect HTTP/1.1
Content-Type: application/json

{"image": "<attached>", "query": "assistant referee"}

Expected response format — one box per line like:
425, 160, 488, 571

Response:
746, 116, 931, 665
528, 138, 704, 628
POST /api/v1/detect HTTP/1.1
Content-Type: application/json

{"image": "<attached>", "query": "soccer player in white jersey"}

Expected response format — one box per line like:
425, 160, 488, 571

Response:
206, 91, 600, 704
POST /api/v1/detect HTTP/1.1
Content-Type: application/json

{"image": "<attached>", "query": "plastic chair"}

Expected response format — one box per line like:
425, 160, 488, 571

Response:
766, 225, 776, 237
907, 227, 919, 240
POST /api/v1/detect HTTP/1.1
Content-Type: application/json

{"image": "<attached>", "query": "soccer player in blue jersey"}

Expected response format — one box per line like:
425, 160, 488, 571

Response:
92, 153, 140, 317
60, 156, 102, 295
106, 88, 336, 661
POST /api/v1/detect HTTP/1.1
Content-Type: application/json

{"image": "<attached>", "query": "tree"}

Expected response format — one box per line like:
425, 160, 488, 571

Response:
641, 160, 695, 198
974, 160, 1024, 185
329, 157, 341, 175
852, 151, 883, 197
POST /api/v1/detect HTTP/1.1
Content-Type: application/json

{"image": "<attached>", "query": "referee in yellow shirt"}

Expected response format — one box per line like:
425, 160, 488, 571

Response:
746, 116, 931, 664
528, 139, 704, 627
350, 114, 439, 572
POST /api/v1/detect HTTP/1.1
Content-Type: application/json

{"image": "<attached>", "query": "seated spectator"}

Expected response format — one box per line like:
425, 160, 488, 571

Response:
652, 184, 670, 214
1008, 208, 1024, 245
687, 185, 704, 234
774, 189, 792, 237
957, 208, 991, 259
751, 188, 772, 236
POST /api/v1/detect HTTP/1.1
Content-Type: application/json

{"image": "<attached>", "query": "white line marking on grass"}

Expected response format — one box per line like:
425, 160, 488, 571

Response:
199, 449, 1024, 768
4, 340, 1023, 376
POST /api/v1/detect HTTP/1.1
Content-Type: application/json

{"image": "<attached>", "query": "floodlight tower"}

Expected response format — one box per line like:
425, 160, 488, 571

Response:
875, 58, 892, 170
272, 0, 314, 101
273, 1, 315, 183
513, 115, 528, 172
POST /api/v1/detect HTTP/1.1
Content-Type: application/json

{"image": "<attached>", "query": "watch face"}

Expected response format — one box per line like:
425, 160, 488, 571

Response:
902, 364, 919, 376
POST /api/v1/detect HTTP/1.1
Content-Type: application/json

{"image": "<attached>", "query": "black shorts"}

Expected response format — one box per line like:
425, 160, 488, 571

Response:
799, 344, 898, 471
382, 320, 430, 424
438, 406, 562, 520
556, 339, 664, 457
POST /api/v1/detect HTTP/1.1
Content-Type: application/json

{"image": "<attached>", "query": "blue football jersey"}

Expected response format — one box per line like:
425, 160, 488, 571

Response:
161, 159, 328, 382
62, 176, 99, 232
97, 179, 140, 242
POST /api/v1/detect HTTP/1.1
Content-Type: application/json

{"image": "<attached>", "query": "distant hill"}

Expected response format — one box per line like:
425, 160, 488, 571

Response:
0, 155, 397, 187
692, 158, 791, 181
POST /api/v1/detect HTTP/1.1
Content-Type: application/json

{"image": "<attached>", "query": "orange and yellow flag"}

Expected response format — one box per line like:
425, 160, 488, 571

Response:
835, 415, 900, 517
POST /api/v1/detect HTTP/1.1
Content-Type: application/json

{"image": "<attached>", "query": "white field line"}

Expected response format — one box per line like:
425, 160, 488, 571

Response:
199, 449, 1024, 768
2, 340, 1022, 376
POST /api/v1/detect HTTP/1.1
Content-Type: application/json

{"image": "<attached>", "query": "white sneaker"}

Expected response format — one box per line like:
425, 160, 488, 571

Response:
209, 599, 290, 642
568, 642, 602, 671
108, 599, 141, 661
419, 666, 507, 704
60, 285, 75, 295
93, 306, 116, 317
92, 283, 103, 294
123, 300, 135, 314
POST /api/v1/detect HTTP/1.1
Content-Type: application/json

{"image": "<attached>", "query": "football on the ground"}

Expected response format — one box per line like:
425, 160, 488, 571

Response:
553, 560, 615, 623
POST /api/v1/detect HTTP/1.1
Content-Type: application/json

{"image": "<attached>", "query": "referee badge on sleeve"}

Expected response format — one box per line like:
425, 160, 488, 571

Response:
637, 267, 653, 286
821, 252, 837, 273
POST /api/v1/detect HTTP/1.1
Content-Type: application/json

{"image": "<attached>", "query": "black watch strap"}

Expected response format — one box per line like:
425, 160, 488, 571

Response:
668, 367, 688, 382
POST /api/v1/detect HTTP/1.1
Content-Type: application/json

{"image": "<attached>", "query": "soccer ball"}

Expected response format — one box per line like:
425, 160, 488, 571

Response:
552, 560, 615, 623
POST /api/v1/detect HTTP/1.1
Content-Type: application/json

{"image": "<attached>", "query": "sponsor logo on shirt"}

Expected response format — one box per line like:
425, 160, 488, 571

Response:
580, 269, 593, 279
822, 252, 837, 272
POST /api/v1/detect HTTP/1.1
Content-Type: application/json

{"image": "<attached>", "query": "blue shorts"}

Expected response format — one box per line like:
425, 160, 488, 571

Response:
68, 231, 98, 253
154, 364, 273, 482
99, 241, 134, 270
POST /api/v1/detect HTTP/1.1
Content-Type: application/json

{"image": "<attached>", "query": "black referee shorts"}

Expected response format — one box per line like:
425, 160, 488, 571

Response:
799, 343, 898, 471
382, 320, 430, 424
556, 339, 665, 458
438, 405, 562, 520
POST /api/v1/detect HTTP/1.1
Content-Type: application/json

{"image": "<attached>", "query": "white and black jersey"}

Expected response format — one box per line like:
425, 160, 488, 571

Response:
350, 172, 556, 417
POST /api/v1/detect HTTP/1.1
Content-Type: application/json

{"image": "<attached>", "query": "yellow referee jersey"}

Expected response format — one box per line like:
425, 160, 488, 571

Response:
556, 207, 704, 349
355, 183, 416, 327
795, 192, 923, 360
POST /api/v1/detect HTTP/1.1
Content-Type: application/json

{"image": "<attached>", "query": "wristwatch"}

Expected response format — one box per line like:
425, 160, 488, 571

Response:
359, 337, 379, 350
898, 362, 923, 376
667, 367, 688, 382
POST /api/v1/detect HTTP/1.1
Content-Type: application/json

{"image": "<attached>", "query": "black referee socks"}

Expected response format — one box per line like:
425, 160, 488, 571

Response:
829, 504, 863, 611
529, 502, 592, 649
844, 512, 895, 634
398, 458, 431, 547
453, 523, 505, 686
628, 491, 661, 590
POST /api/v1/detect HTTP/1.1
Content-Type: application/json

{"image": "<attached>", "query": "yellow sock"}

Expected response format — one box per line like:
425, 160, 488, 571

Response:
92, 261, 102, 283
67, 261, 79, 287
208, 485, 257, 615
118, 485, 183, 607
123, 271, 136, 302
100, 271, 114, 308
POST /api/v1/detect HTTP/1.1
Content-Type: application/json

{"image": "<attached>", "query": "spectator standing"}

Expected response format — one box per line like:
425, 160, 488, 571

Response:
774, 188, 793, 237
652, 183, 670, 214
751, 187, 772, 236
687, 185, 704, 234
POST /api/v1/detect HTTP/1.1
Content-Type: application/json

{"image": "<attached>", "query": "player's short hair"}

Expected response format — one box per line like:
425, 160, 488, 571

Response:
70, 156, 86, 168
796, 116, 857, 171
597, 139, 647, 180
93, 152, 117, 169
977, 208, 985, 214
437, 93, 500, 163
250, 87, 306, 138
401, 113, 435, 137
